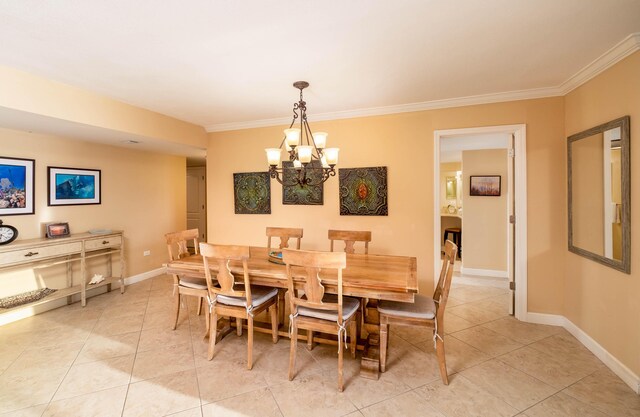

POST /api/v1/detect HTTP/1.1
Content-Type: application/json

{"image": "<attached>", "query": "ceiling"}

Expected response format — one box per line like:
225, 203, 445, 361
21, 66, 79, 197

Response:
1, 0, 639, 136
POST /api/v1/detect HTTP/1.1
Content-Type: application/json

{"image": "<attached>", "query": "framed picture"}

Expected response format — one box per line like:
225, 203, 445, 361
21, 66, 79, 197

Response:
46, 222, 70, 238
0, 156, 35, 215
48, 167, 101, 206
233, 172, 271, 214
470, 175, 501, 196
339, 166, 388, 216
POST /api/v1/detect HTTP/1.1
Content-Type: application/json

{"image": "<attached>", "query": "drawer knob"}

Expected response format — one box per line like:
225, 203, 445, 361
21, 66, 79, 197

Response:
24, 251, 39, 257
102, 240, 109, 245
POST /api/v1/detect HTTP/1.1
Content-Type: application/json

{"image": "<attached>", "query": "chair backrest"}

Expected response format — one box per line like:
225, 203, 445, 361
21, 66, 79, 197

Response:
433, 240, 458, 321
199, 243, 252, 305
266, 227, 303, 250
282, 248, 347, 322
328, 229, 371, 254
165, 229, 200, 261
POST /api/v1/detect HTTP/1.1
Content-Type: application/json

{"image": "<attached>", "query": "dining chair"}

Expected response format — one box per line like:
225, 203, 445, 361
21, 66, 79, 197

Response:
377, 239, 458, 385
266, 226, 303, 324
266, 227, 303, 250
283, 248, 359, 392
165, 229, 208, 331
327, 229, 370, 342
328, 229, 371, 254
200, 243, 279, 370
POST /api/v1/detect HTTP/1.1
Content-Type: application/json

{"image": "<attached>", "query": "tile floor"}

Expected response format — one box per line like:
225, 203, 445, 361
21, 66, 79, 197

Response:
0, 273, 638, 417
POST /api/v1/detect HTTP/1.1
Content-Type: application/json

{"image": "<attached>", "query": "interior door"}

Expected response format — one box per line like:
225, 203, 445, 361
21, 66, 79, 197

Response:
187, 166, 207, 247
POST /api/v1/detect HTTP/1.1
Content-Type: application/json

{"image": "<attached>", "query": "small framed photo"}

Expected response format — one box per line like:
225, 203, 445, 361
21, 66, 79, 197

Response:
470, 175, 501, 196
46, 222, 70, 238
0, 156, 35, 215
48, 167, 101, 206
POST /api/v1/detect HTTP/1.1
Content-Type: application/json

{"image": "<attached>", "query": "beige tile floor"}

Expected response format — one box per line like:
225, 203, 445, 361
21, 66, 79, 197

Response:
0, 273, 638, 417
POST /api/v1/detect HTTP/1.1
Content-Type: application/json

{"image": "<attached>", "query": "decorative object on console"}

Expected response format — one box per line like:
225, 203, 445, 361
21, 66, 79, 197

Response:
282, 160, 323, 205
46, 222, 70, 238
339, 167, 388, 216
48, 166, 101, 206
0, 156, 35, 216
0, 288, 57, 309
233, 172, 271, 214
265, 81, 339, 187
0, 220, 18, 245
469, 175, 501, 196
89, 274, 105, 285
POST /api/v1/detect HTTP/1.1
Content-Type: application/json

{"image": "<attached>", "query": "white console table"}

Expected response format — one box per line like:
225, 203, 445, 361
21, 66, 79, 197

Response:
0, 231, 125, 312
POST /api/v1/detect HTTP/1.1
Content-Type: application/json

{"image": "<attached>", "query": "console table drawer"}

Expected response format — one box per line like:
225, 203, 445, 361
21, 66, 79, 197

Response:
0, 241, 83, 267
85, 235, 122, 251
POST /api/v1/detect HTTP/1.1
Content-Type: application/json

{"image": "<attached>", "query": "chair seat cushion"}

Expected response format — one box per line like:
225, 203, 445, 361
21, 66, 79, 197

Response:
377, 294, 436, 319
179, 276, 208, 290
217, 285, 278, 308
297, 294, 359, 322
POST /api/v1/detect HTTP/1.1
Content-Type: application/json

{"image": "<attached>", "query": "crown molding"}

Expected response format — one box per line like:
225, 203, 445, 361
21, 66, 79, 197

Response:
559, 32, 640, 95
206, 32, 640, 133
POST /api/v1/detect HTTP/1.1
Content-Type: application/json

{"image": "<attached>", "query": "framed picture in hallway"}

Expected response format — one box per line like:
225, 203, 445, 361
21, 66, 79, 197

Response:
0, 156, 35, 215
469, 175, 501, 196
48, 167, 101, 206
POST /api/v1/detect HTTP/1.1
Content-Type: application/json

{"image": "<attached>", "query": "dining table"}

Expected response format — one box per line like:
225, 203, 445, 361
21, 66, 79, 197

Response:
164, 246, 418, 378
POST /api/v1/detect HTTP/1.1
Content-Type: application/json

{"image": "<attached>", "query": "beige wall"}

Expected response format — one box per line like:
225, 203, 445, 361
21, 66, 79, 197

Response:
207, 96, 566, 314
564, 51, 640, 376
0, 128, 186, 296
461, 149, 508, 271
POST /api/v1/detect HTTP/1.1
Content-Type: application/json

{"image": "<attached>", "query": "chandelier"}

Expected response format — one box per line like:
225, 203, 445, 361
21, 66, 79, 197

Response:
265, 81, 339, 187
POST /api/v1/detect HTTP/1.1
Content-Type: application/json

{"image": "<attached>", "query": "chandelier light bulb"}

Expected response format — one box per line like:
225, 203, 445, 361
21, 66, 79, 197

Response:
324, 148, 339, 165
265, 148, 281, 166
312, 132, 328, 149
284, 128, 301, 148
296, 146, 313, 164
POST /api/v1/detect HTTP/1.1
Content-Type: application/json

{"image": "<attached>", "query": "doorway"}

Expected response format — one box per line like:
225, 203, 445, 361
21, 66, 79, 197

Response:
433, 125, 527, 320
186, 162, 207, 245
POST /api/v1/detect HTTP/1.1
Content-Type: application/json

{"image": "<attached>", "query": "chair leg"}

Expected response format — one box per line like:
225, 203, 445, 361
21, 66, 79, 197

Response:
207, 311, 218, 360
435, 334, 449, 385
277, 289, 286, 325
269, 304, 279, 343
350, 319, 357, 359
379, 322, 388, 372
236, 317, 243, 336
307, 330, 314, 351
288, 321, 298, 381
247, 316, 254, 370
197, 297, 203, 316
204, 299, 210, 334
338, 329, 344, 392
172, 293, 181, 330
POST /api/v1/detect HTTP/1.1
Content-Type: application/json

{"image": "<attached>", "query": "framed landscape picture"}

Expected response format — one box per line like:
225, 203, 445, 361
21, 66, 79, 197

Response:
469, 175, 501, 196
0, 156, 35, 215
48, 167, 101, 206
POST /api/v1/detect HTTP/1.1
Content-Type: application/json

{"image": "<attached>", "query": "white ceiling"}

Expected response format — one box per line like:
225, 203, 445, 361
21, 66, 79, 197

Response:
0, 0, 639, 135
440, 133, 510, 163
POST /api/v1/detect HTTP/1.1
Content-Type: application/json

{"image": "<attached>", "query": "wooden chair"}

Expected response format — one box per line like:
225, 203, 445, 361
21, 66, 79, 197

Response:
328, 229, 371, 254
267, 227, 303, 250
165, 229, 208, 331
283, 248, 359, 392
267, 226, 303, 324
377, 239, 458, 385
200, 243, 279, 370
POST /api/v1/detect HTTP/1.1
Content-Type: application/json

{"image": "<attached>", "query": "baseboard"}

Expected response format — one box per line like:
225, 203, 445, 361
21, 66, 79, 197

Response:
525, 312, 566, 327
453, 274, 509, 289
563, 317, 640, 395
0, 267, 166, 326
460, 267, 508, 278
524, 312, 640, 394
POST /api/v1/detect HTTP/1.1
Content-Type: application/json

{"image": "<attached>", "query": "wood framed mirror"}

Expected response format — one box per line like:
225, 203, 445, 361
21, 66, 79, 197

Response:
568, 115, 630, 273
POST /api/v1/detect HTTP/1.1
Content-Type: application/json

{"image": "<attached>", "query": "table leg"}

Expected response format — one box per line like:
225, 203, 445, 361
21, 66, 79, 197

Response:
360, 299, 381, 380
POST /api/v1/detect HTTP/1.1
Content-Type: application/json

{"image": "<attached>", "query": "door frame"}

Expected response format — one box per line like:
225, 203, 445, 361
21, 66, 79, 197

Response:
433, 124, 528, 320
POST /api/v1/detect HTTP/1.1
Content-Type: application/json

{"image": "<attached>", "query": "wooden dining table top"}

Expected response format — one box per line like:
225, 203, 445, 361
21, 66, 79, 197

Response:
165, 246, 418, 302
